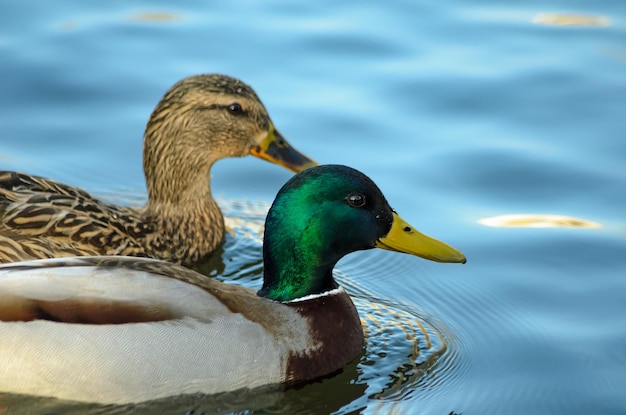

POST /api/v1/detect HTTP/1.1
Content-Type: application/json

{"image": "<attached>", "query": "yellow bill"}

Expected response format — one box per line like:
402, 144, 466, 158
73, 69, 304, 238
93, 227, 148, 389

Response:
250, 124, 318, 173
375, 212, 466, 264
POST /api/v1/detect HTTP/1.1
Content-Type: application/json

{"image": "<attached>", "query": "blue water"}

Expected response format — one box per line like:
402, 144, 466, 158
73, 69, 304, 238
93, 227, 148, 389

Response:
1, 0, 625, 414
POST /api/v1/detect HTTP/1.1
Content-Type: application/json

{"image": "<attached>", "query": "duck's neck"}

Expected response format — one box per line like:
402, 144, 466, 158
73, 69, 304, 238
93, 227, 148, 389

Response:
142, 115, 220, 207
142, 178, 225, 266
259, 258, 338, 303
258, 211, 338, 302
139, 107, 227, 265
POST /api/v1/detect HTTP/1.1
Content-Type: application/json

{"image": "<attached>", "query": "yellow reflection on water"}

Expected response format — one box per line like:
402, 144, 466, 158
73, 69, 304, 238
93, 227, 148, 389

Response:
127, 11, 183, 23
532, 13, 610, 27
59, 11, 183, 31
478, 214, 602, 228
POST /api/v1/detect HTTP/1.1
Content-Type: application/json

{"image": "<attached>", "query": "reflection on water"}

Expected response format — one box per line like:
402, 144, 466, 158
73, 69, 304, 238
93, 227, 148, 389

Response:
60, 10, 183, 31
478, 214, 603, 228
532, 13, 610, 27
126, 12, 183, 23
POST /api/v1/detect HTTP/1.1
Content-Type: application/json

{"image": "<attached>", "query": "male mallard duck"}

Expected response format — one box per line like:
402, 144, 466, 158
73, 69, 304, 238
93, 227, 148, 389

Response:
0, 74, 316, 266
0, 165, 465, 404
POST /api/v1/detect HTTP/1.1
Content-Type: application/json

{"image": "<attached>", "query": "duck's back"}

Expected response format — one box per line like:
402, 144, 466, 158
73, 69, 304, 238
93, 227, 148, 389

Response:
0, 171, 145, 262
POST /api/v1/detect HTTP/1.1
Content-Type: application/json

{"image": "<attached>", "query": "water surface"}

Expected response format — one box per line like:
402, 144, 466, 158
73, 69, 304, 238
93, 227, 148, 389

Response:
1, 0, 625, 414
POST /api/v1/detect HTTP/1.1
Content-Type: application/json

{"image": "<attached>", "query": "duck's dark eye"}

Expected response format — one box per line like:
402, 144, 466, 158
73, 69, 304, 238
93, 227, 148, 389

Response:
346, 193, 366, 208
227, 103, 243, 115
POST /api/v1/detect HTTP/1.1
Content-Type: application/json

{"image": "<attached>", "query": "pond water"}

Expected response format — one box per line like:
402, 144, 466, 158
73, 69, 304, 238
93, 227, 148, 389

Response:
1, 0, 625, 414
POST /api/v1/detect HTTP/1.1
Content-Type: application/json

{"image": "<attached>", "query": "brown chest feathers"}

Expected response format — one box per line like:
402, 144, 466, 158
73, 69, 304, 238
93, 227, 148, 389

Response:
285, 290, 365, 385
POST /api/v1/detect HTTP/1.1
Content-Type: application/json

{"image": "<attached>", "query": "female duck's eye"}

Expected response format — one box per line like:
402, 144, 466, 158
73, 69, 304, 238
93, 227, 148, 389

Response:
227, 103, 243, 115
346, 193, 366, 208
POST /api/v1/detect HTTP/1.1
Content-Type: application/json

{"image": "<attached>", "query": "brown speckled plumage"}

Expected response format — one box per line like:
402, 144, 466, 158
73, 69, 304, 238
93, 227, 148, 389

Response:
0, 74, 315, 266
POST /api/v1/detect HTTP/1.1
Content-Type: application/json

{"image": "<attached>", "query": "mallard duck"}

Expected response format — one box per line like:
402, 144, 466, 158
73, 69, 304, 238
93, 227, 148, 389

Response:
0, 74, 316, 266
0, 164, 465, 404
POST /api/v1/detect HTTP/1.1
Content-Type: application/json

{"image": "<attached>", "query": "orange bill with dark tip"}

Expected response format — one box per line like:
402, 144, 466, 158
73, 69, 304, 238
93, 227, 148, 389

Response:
250, 124, 318, 173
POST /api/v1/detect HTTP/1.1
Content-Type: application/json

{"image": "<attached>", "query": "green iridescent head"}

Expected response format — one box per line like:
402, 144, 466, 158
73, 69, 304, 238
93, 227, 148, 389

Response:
257, 165, 466, 302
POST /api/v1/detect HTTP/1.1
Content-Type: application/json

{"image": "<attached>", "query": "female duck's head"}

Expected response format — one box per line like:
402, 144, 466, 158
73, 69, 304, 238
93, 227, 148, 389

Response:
259, 165, 466, 302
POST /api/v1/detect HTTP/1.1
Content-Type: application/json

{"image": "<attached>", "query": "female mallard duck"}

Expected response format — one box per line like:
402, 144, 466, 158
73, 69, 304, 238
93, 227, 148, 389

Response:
0, 74, 316, 266
0, 165, 465, 404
